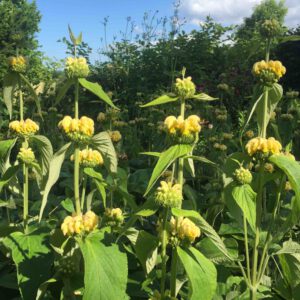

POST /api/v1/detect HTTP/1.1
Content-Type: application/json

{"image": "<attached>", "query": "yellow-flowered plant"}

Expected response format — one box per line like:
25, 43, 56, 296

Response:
246, 137, 282, 156
169, 216, 200, 243
175, 76, 196, 99
61, 211, 99, 236
70, 148, 103, 168
164, 115, 201, 144
65, 57, 89, 79
104, 207, 124, 226
9, 119, 39, 136
252, 60, 286, 84
58, 115, 94, 142
17, 148, 35, 165
108, 130, 122, 143
260, 19, 281, 39
234, 167, 253, 184
155, 181, 182, 208
97, 112, 106, 122
8, 56, 27, 73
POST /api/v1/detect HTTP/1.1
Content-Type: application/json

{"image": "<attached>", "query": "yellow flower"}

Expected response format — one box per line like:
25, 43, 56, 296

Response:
104, 207, 124, 226
170, 217, 200, 243
71, 148, 103, 168
9, 119, 39, 135
8, 56, 27, 73
58, 116, 94, 142
245, 137, 282, 156
61, 211, 99, 236
252, 60, 286, 83
108, 130, 122, 143
65, 57, 89, 78
155, 181, 182, 208
83, 211, 99, 232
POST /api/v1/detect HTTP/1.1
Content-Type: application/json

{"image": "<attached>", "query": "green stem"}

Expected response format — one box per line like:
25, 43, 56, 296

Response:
81, 174, 87, 211
257, 174, 285, 282
243, 214, 251, 281
74, 80, 81, 215
251, 164, 264, 298
177, 98, 185, 188
170, 247, 178, 297
19, 79, 24, 121
160, 208, 169, 300
261, 89, 269, 138
23, 163, 28, 231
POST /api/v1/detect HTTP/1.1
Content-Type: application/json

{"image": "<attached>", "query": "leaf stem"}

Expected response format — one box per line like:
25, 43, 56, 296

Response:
160, 207, 169, 299
81, 174, 87, 211
243, 214, 251, 280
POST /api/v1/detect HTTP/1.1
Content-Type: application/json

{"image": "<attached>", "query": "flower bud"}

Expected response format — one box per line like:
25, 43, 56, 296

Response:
104, 208, 124, 227
17, 148, 35, 165
107, 130, 122, 143
155, 181, 182, 208
174, 76, 196, 99
260, 19, 281, 39
65, 57, 89, 78
234, 167, 252, 184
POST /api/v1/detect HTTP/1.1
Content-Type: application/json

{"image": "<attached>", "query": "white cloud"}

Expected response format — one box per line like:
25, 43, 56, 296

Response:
180, 0, 300, 27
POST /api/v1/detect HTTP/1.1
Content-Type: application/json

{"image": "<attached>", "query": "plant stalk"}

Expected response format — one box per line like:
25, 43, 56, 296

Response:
170, 247, 178, 297
160, 208, 169, 299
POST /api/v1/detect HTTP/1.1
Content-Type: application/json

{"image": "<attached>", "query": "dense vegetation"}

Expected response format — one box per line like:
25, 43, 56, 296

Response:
0, 0, 300, 299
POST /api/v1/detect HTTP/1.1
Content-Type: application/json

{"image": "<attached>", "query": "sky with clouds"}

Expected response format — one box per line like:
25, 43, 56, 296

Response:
35, 0, 300, 61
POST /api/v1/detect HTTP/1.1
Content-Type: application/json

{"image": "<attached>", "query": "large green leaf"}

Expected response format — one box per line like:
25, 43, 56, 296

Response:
192, 93, 218, 101
177, 246, 217, 300
19, 73, 42, 117
55, 78, 74, 105
133, 230, 158, 274
278, 240, 300, 289
0, 138, 17, 173
0, 165, 20, 193
140, 95, 178, 107
3, 229, 53, 300
144, 144, 193, 196
68, 24, 82, 45
39, 143, 71, 221
3, 72, 19, 119
77, 231, 128, 300
172, 208, 233, 260
30, 135, 53, 176
78, 78, 117, 108
232, 184, 256, 232
91, 131, 118, 174
257, 83, 283, 134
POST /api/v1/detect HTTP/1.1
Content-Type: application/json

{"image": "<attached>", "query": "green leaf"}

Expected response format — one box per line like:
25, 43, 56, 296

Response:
91, 131, 118, 174
55, 78, 74, 105
61, 198, 75, 213
185, 155, 216, 166
257, 83, 283, 134
68, 24, 82, 45
133, 230, 158, 274
19, 73, 42, 117
172, 208, 233, 260
140, 151, 161, 157
278, 241, 300, 288
94, 179, 107, 207
0, 165, 20, 193
140, 95, 178, 107
3, 72, 19, 119
39, 143, 71, 221
279, 35, 300, 43
177, 246, 217, 300
3, 229, 53, 300
84, 167, 103, 181
192, 93, 218, 101
144, 144, 193, 196
78, 78, 117, 108
30, 135, 53, 176
232, 184, 256, 232
77, 231, 128, 300
0, 138, 17, 173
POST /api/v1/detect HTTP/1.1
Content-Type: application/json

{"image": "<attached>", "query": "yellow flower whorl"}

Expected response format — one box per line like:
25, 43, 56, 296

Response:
65, 57, 89, 78
170, 216, 200, 243
8, 56, 27, 73
70, 148, 103, 168
61, 211, 99, 236
245, 137, 282, 156
17, 147, 35, 165
175, 76, 196, 99
163, 115, 201, 144
252, 60, 286, 84
155, 181, 182, 208
58, 116, 94, 142
108, 130, 122, 143
9, 119, 39, 136
104, 207, 124, 226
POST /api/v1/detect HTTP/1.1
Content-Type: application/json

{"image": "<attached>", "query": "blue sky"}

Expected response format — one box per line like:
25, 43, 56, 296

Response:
36, 0, 175, 61
35, 0, 300, 62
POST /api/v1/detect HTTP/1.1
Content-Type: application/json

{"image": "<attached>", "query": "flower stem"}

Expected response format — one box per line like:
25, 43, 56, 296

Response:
19, 79, 24, 121
170, 247, 178, 297
243, 214, 251, 281
74, 80, 81, 215
81, 174, 87, 211
160, 207, 169, 299
23, 163, 29, 231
